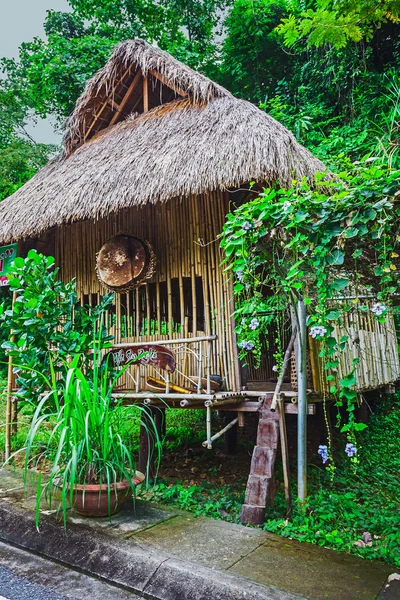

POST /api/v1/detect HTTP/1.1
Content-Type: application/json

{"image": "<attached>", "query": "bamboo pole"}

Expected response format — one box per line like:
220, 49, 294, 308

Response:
206, 405, 212, 449
271, 325, 297, 411
202, 418, 238, 448
204, 395, 246, 407
112, 334, 217, 347
278, 395, 292, 517
296, 299, 307, 501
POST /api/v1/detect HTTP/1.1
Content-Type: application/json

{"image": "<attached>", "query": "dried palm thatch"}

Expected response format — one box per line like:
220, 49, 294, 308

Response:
0, 39, 327, 245
64, 39, 232, 156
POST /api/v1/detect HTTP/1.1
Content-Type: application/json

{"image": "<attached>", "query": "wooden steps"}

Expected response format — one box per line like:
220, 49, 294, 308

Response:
240, 396, 280, 525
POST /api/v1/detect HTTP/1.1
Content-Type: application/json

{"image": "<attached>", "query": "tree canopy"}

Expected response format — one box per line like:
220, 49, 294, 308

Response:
1, 0, 400, 200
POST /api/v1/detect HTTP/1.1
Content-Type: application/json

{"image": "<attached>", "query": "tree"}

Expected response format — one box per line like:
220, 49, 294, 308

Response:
220, 0, 289, 103
277, 0, 400, 49
1, 1, 230, 125
0, 84, 53, 202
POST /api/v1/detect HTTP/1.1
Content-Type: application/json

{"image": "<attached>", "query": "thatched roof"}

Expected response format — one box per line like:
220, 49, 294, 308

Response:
0, 39, 327, 245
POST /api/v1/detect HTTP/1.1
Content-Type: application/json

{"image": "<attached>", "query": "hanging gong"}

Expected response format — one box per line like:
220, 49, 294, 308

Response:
96, 235, 156, 292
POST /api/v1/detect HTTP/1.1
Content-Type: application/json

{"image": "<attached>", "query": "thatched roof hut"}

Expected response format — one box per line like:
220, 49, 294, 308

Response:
0, 38, 326, 245
2, 39, 400, 529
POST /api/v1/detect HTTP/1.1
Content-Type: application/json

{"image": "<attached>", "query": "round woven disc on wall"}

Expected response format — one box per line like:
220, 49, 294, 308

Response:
96, 235, 156, 292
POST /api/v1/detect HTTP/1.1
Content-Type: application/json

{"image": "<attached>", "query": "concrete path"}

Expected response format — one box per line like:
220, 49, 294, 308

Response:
0, 468, 395, 600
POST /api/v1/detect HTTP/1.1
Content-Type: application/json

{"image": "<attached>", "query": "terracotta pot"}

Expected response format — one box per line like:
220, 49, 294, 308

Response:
71, 471, 145, 517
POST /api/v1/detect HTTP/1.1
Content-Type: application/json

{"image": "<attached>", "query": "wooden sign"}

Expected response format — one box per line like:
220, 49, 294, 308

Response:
104, 345, 176, 373
96, 235, 156, 292
0, 244, 17, 287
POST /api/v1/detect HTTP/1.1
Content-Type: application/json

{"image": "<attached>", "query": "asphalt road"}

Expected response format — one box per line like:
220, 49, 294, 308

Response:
0, 541, 140, 600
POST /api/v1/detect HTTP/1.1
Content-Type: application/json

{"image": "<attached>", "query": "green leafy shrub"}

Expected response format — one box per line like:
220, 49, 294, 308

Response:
265, 394, 400, 567
0, 250, 113, 408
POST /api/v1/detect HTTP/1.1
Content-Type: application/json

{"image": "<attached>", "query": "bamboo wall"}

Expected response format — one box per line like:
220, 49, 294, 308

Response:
310, 303, 400, 393
55, 192, 240, 392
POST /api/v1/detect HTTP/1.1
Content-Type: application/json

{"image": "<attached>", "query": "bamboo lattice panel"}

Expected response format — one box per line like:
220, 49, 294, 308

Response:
310, 304, 400, 393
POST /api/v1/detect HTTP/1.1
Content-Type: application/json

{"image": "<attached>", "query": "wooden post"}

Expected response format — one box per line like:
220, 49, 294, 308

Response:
224, 411, 238, 455
5, 291, 17, 462
270, 326, 297, 412
139, 405, 164, 479
240, 396, 279, 525
296, 299, 307, 501
143, 75, 149, 113
277, 395, 292, 517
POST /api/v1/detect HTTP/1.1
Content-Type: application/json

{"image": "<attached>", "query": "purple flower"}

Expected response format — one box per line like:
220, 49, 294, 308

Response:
242, 221, 252, 231
249, 318, 259, 330
345, 443, 357, 457
371, 302, 386, 316
309, 325, 327, 339
236, 270, 244, 282
362, 532, 372, 544
239, 340, 255, 351
318, 445, 328, 464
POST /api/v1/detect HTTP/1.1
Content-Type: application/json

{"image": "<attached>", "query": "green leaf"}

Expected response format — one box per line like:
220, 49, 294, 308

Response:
326, 311, 341, 321
344, 227, 358, 238
339, 375, 357, 388
13, 257, 25, 268
328, 250, 344, 265
332, 279, 349, 291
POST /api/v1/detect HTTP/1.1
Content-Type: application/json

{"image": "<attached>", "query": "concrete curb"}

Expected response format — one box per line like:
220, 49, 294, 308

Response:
0, 500, 306, 600
377, 573, 400, 599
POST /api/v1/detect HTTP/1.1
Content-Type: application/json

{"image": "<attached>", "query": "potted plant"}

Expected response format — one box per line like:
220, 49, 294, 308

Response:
23, 347, 161, 526
1, 251, 161, 525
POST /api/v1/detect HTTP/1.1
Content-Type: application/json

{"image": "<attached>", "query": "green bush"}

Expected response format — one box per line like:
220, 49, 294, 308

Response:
265, 394, 400, 567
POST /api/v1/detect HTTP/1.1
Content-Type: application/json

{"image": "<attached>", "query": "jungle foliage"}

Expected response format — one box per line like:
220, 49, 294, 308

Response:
1, 0, 400, 201
0, 0, 400, 565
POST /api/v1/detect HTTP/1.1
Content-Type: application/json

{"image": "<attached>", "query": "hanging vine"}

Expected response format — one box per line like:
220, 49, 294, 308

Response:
220, 158, 400, 463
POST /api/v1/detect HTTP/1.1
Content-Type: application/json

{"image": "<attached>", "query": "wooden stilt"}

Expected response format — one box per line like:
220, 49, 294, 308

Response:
11, 398, 18, 436
5, 353, 13, 462
277, 395, 292, 518
240, 396, 279, 525
139, 405, 163, 479
224, 411, 238, 455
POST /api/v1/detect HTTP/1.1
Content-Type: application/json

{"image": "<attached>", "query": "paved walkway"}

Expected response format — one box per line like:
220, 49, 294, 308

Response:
0, 468, 395, 600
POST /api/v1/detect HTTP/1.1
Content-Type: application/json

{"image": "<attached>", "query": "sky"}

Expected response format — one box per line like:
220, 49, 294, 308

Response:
0, 0, 70, 144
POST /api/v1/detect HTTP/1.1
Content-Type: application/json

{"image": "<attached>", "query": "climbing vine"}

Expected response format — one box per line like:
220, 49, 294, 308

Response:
220, 158, 400, 461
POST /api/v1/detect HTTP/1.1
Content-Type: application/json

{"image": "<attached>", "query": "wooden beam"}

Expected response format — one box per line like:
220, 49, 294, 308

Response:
143, 75, 149, 113
149, 69, 187, 98
107, 97, 120, 111
84, 66, 131, 141
109, 69, 142, 126
278, 396, 292, 517
114, 395, 316, 415
216, 402, 316, 415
